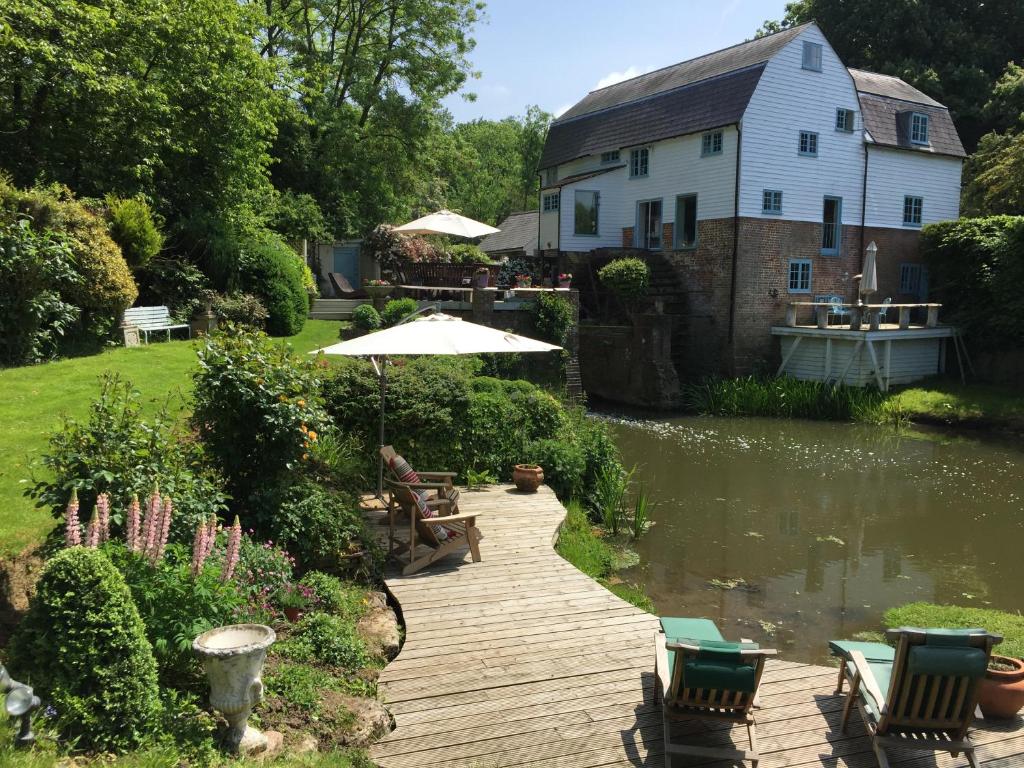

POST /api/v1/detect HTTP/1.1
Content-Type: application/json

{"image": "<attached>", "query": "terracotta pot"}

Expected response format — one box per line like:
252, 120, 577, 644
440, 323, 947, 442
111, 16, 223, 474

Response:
282, 607, 304, 623
513, 464, 544, 493
559, 280, 571, 289
978, 655, 1024, 719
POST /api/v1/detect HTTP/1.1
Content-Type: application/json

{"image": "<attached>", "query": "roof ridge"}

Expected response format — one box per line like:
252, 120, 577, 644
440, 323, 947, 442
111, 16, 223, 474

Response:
585, 21, 813, 97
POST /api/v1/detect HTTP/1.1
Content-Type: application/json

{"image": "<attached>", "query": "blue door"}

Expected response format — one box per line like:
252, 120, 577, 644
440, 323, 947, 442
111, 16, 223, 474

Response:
332, 244, 360, 287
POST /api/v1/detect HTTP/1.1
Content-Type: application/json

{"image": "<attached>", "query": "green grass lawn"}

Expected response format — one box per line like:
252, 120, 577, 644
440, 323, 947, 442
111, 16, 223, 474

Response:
0, 321, 342, 557
887, 378, 1024, 431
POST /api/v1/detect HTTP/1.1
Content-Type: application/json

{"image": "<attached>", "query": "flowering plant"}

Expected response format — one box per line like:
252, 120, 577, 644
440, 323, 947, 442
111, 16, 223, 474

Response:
275, 583, 315, 610
559, 273, 572, 281
364, 278, 390, 287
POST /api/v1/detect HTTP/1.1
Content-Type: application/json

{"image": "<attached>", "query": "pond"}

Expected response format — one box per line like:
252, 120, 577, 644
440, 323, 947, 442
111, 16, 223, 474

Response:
604, 415, 1024, 665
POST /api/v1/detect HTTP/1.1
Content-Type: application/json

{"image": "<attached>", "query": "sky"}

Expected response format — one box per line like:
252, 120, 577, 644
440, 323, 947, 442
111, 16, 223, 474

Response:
441, 0, 791, 123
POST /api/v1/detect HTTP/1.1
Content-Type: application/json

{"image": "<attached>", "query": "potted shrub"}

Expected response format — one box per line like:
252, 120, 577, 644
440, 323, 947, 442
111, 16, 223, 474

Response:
363, 278, 392, 299
275, 583, 314, 623
558, 272, 572, 289
513, 463, 544, 493
978, 655, 1024, 719
473, 266, 490, 289
515, 274, 533, 288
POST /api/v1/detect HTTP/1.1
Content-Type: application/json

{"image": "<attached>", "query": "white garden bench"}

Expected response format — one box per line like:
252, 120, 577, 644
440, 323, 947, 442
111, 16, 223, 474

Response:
123, 305, 191, 343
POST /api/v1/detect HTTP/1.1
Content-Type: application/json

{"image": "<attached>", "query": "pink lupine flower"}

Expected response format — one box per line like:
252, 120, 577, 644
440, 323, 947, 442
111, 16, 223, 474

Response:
85, 510, 100, 548
96, 493, 111, 544
64, 489, 81, 548
222, 516, 241, 582
126, 494, 141, 552
203, 516, 218, 560
191, 521, 206, 577
151, 496, 173, 565
142, 483, 160, 557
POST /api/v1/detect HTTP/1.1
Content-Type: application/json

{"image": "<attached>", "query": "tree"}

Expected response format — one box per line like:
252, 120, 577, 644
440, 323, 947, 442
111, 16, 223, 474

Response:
756, 1, 1024, 150
962, 62, 1024, 215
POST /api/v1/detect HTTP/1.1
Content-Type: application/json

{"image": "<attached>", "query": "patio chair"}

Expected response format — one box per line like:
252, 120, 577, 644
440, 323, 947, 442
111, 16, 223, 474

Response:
655, 617, 777, 767
328, 272, 367, 298
878, 296, 892, 324
379, 446, 481, 575
830, 627, 1002, 768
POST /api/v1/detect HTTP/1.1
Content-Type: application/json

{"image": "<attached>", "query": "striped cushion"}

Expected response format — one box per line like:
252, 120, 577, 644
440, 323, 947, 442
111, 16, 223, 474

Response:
389, 454, 421, 484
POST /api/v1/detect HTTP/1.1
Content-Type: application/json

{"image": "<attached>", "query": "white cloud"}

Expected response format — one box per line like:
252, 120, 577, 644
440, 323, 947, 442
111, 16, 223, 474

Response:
594, 65, 648, 90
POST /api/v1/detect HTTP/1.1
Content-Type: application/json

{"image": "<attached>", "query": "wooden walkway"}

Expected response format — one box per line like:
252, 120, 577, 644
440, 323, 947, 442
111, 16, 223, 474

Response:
363, 486, 1024, 768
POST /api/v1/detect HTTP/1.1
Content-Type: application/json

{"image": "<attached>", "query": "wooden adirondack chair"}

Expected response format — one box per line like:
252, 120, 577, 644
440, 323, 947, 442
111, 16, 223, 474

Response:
655, 617, 777, 767
831, 627, 1003, 768
379, 446, 482, 575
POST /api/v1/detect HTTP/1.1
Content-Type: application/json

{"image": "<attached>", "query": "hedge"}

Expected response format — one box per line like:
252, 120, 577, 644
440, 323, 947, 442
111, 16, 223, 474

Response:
240, 235, 309, 336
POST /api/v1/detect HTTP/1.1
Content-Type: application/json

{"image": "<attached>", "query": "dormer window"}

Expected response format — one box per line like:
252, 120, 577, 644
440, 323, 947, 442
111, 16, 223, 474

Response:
600, 150, 620, 164
802, 41, 822, 72
910, 112, 929, 144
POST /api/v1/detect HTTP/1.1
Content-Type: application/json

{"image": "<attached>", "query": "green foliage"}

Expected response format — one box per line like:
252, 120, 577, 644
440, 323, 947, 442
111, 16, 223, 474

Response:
299, 572, 369, 621
631, 485, 652, 541
883, 603, 1024, 659
134, 257, 211, 323
498, 258, 536, 287
364, 225, 407, 281
920, 217, 1024, 351
446, 243, 489, 263
380, 297, 419, 327
555, 500, 615, 579
592, 464, 632, 535
963, 132, 1024, 216
212, 292, 269, 328
240, 235, 309, 336
269, 191, 329, 243
265, 660, 331, 712
7, 548, 162, 752
31, 374, 228, 544
0, 218, 80, 365
192, 328, 327, 512
682, 375, 887, 421
527, 438, 585, 499
277, 612, 370, 670
257, 479, 367, 570
465, 467, 498, 489
105, 544, 244, 680
532, 292, 573, 346
598, 257, 650, 301
609, 583, 655, 613
106, 196, 164, 269
352, 304, 382, 332
235, 536, 295, 607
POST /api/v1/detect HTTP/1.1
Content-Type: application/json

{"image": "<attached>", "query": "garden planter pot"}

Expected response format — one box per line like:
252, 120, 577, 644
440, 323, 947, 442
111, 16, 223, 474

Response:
193, 624, 276, 754
513, 464, 544, 493
978, 655, 1024, 719
364, 285, 392, 300
516, 279, 532, 288
559, 280, 571, 289
282, 607, 304, 623
473, 273, 490, 289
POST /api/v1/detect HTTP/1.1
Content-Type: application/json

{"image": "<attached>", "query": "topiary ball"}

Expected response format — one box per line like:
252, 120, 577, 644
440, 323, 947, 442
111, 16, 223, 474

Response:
6, 547, 162, 752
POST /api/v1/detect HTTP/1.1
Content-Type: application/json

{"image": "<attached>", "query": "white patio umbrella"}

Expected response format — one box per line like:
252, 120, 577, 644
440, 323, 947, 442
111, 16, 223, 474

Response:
392, 209, 500, 238
859, 240, 879, 300
314, 312, 561, 495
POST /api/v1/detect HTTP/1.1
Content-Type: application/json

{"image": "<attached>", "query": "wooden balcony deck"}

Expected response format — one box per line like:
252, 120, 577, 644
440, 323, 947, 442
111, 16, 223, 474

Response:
362, 486, 1024, 767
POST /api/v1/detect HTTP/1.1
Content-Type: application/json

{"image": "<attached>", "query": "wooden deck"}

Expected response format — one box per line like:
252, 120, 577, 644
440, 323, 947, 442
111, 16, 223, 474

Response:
363, 485, 1024, 768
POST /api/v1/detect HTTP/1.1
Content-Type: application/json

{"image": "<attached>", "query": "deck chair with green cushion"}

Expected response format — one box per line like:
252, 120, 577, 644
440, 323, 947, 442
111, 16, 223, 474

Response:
379, 446, 481, 575
655, 617, 777, 767
830, 627, 1002, 768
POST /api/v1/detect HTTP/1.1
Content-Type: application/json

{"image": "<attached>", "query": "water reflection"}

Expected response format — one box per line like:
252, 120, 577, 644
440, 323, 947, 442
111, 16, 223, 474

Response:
603, 415, 1024, 664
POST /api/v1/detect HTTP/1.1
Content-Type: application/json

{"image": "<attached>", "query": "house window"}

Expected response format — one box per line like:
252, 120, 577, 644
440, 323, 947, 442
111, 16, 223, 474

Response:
903, 195, 923, 226
636, 199, 663, 250
600, 150, 620, 164
574, 190, 599, 235
789, 259, 812, 293
899, 263, 922, 294
630, 148, 649, 177
675, 194, 698, 249
835, 108, 855, 132
701, 131, 723, 156
762, 189, 783, 215
542, 192, 559, 212
544, 167, 557, 185
910, 112, 929, 144
802, 41, 822, 72
799, 131, 818, 157
821, 196, 842, 255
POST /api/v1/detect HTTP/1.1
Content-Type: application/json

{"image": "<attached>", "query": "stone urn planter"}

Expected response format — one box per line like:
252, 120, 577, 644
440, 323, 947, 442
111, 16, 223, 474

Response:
513, 464, 544, 493
473, 269, 490, 289
364, 284, 392, 300
193, 624, 276, 754
978, 655, 1024, 719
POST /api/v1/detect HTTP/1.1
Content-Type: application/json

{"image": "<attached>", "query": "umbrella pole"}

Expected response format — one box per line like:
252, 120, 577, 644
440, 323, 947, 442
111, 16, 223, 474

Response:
373, 356, 387, 499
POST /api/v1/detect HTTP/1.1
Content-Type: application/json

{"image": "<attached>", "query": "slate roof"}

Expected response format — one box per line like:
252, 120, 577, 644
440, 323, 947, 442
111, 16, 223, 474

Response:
850, 69, 965, 158
479, 211, 538, 256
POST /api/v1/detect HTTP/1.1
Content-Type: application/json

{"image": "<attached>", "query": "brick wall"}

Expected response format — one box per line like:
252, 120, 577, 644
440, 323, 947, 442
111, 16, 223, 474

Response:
621, 227, 634, 248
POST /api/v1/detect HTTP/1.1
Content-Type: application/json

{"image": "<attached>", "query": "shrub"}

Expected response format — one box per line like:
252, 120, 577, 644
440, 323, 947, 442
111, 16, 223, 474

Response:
883, 603, 1024, 659
380, 297, 419, 327
352, 304, 382, 332
192, 328, 328, 511
498, 257, 536, 287
0, 218, 80, 365
213, 291, 269, 328
300, 572, 370, 621
301, 262, 319, 301
532, 291, 573, 346
527, 438, 585, 499
32, 374, 228, 544
235, 536, 295, 608
447, 243, 488, 264
401, 236, 442, 263
134, 257, 210, 322
269, 191, 329, 243
7, 548, 162, 751
105, 195, 163, 269
277, 612, 370, 670
239, 235, 308, 336
364, 224, 406, 281
598, 257, 650, 301
257, 479, 367, 570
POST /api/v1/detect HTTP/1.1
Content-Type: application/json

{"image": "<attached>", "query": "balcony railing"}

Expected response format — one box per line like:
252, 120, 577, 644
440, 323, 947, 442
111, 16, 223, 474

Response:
784, 302, 941, 331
